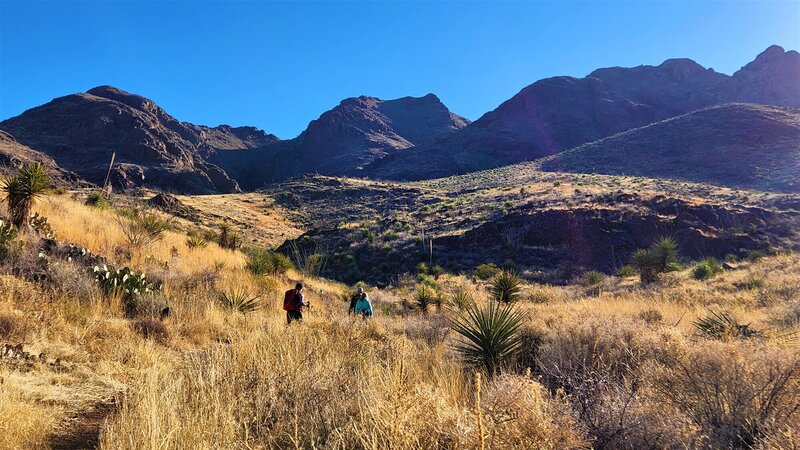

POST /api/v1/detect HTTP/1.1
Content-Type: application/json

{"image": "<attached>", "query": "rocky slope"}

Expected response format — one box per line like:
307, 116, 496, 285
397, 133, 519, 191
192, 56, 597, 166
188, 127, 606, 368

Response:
211, 94, 469, 189
0, 86, 278, 193
367, 46, 800, 181
539, 104, 800, 193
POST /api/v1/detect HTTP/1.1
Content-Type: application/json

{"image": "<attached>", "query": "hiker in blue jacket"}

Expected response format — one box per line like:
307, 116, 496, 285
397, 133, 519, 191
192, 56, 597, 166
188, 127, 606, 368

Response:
354, 291, 373, 319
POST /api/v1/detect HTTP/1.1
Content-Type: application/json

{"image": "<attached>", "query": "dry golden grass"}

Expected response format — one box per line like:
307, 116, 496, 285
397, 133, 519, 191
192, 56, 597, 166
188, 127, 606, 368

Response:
0, 194, 797, 449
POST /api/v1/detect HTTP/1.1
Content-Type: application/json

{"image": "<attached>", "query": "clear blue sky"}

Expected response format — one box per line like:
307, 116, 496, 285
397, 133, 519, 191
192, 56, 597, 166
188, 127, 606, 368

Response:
1, 1, 798, 138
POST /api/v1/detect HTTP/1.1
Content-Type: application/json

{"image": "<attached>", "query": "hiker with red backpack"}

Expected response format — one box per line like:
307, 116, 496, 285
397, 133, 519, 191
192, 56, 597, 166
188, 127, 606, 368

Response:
283, 282, 309, 324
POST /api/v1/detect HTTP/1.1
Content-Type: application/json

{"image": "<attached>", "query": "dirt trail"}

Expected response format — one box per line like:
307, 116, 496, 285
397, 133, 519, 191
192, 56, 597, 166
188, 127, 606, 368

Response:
49, 400, 116, 450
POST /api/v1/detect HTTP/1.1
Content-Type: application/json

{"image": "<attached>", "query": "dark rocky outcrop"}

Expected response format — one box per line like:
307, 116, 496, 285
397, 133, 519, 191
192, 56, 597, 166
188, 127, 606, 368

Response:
0, 86, 278, 193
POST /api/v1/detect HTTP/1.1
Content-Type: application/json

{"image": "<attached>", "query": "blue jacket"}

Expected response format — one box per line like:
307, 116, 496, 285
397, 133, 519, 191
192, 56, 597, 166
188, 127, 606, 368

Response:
355, 298, 373, 316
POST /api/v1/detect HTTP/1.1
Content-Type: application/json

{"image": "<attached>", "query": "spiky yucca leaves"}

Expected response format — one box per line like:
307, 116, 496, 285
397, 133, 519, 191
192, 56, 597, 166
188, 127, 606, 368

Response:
650, 236, 680, 272
694, 310, 762, 340
244, 247, 293, 276
491, 270, 522, 303
2, 163, 50, 228
415, 284, 439, 313
218, 288, 260, 314
186, 234, 209, 249
450, 287, 474, 310
117, 209, 169, 249
631, 249, 659, 284
449, 301, 527, 374
218, 223, 242, 250
580, 271, 605, 287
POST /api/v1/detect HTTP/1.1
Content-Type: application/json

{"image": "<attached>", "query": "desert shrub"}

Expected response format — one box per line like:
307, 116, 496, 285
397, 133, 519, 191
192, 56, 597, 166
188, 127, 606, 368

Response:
650, 236, 679, 272
479, 374, 590, 449
185, 233, 208, 249
638, 308, 663, 324
580, 271, 605, 287
0, 220, 21, 260
414, 284, 438, 313
693, 310, 762, 340
616, 264, 636, 278
383, 230, 399, 241
117, 209, 169, 249
1, 163, 50, 228
416, 262, 429, 275
736, 276, 765, 291
85, 191, 110, 209
653, 343, 800, 449
218, 288, 260, 314
474, 263, 501, 280
243, 247, 293, 276
431, 264, 443, 278
449, 301, 526, 374
0, 311, 30, 341
538, 318, 654, 448
217, 223, 242, 250
693, 258, 723, 280
450, 286, 474, 310
491, 271, 521, 303
132, 318, 169, 344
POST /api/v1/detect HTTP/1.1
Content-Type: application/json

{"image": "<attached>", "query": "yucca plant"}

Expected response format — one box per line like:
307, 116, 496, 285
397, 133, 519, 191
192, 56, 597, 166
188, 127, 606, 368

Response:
85, 191, 110, 209
449, 301, 527, 374
117, 209, 169, 249
450, 287, 474, 310
415, 284, 438, 313
218, 223, 242, 250
490, 270, 521, 303
218, 288, 260, 314
650, 236, 680, 272
693, 310, 762, 340
2, 163, 50, 228
631, 248, 659, 284
245, 247, 294, 276
185, 233, 208, 249
580, 270, 605, 287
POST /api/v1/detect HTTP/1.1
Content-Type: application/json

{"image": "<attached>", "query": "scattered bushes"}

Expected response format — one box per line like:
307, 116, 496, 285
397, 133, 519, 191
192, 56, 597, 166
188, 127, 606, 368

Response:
474, 263, 501, 280
85, 191, 110, 209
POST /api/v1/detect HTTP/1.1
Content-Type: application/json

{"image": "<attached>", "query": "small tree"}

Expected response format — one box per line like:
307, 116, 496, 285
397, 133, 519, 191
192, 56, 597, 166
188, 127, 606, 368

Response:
2, 163, 50, 228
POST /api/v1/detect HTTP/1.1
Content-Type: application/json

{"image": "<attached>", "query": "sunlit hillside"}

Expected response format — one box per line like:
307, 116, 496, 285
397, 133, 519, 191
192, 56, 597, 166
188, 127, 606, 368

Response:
1, 188, 798, 449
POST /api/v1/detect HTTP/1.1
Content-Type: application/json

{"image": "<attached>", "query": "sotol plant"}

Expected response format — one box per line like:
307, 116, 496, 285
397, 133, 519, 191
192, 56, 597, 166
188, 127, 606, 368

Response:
490, 270, 522, 303
2, 163, 50, 228
218, 288, 261, 314
449, 301, 526, 374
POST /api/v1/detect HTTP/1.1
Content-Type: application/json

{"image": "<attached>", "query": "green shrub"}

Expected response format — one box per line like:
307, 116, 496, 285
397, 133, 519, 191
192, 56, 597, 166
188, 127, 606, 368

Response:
617, 265, 636, 278
2, 163, 50, 227
244, 247, 293, 276
218, 288, 260, 314
186, 233, 208, 249
383, 231, 399, 241
693, 258, 723, 281
85, 191, 110, 209
218, 223, 242, 250
580, 271, 605, 287
650, 236, 680, 272
414, 285, 438, 313
450, 287, 474, 310
474, 263, 501, 280
449, 301, 526, 374
491, 270, 522, 303
117, 210, 169, 249
417, 262, 429, 275
0, 220, 20, 259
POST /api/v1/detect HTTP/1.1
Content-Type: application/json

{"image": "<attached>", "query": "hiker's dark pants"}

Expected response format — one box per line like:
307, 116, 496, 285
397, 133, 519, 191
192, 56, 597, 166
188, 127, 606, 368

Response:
287, 310, 303, 324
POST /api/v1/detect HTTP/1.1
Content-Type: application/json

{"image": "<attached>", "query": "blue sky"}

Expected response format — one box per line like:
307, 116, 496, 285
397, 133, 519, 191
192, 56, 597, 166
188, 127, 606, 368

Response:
1, 1, 798, 138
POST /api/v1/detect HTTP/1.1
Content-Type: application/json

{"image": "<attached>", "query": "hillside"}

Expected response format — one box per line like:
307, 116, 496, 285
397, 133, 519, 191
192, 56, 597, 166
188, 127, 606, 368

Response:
539, 104, 800, 193
367, 46, 800, 181
0, 86, 279, 193
212, 94, 469, 189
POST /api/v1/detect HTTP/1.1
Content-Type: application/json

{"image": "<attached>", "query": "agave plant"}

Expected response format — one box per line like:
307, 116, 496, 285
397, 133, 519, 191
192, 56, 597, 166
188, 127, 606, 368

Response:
2, 163, 50, 228
449, 301, 527, 374
218, 288, 261, 314
490, 270, 522, 303
186, 234, 209, 249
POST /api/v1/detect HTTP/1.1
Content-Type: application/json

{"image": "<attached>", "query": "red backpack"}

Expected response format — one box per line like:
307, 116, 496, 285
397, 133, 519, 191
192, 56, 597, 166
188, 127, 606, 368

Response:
283, 289, 298, 311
